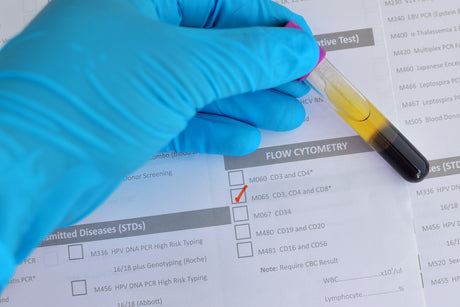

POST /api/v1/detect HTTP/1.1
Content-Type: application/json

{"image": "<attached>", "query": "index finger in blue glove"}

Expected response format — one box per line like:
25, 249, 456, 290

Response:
200, 89, 306, 132
273, 80, 311, 98
163, 113, 262, 156
163, 90, 307, 156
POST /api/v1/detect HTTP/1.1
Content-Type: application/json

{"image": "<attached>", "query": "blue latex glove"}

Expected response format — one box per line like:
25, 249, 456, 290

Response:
0, 0, 319, 290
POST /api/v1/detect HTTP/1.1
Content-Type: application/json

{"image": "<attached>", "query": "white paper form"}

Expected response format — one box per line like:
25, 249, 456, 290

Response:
0, 1, 436, 306
377, 1, 460, 307
0, 0, 49, 50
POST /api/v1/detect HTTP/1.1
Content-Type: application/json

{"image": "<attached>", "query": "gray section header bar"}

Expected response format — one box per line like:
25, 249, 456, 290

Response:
224, 136, 372, 170
315, 28, 375, 51
427, 156, 460, 179
40, 207, 231, 247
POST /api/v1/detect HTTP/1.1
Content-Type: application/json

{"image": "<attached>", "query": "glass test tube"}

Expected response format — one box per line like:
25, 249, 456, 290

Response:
305, 58, 429, 182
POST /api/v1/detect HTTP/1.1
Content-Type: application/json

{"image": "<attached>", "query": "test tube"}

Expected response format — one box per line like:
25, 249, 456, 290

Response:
304, 58, 429, 182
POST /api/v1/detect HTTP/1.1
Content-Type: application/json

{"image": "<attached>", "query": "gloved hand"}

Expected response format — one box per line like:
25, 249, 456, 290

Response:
0, 0, 319, 291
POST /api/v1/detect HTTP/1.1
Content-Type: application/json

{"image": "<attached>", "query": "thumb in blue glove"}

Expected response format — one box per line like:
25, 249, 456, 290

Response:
0, 0, 319, 291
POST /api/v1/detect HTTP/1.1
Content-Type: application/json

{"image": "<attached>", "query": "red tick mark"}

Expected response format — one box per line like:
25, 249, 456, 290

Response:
235, 185, 248, 203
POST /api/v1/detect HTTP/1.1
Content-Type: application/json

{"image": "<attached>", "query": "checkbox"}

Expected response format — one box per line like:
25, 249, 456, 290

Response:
68, 244, 84, 261
231, 188, 247, 204
228, 170, 244, 186
71, 280, 87, 296
232, 206, 249, 222
237, 242, 254, 258
234, 224, 251, 240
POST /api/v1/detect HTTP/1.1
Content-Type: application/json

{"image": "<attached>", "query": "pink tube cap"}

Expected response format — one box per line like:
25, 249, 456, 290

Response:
285, 20, 326, 81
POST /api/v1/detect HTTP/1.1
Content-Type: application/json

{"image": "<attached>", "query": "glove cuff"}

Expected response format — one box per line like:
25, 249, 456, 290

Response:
0, 240, 15, 293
